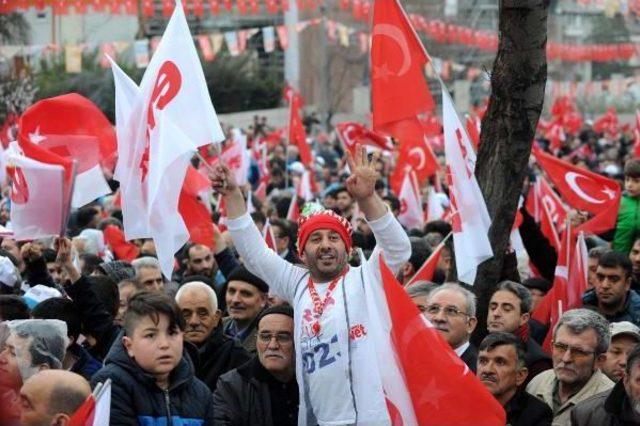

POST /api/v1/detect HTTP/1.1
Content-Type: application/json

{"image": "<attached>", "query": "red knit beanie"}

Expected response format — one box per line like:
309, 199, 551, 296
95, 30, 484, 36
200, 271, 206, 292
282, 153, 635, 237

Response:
297, 210, 353, 256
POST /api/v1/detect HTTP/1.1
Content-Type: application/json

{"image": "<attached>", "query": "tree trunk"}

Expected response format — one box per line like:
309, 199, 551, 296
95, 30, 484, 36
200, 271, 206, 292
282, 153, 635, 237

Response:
471, 0, 549, 346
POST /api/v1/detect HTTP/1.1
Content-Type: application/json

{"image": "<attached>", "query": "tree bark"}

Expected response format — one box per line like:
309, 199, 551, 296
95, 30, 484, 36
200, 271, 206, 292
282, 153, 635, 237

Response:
471, 0, 549, 346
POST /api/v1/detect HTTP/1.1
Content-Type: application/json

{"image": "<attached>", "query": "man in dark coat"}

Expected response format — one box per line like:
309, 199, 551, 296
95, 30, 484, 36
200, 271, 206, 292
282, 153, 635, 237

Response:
571, 344, 640, 425
477, 332, 552, 426
175, 280, 250, 392
214, 305, 298, 426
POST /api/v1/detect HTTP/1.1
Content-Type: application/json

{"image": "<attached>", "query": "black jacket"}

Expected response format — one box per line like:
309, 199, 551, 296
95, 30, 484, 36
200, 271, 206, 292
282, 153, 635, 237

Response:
65, 275, 121, 362
523, 337, 552, 386
506, 390, 553, 426
583, 289, 640, 326
460, 343, 478, 373
570, 380, 640, 426
91, 332, 215, 426
213, 357, 298, 426
196, 324, 251, 392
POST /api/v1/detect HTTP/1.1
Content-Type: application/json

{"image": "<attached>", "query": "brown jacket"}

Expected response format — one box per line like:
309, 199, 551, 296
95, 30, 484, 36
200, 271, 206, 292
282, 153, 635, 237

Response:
526, 369, 614, 426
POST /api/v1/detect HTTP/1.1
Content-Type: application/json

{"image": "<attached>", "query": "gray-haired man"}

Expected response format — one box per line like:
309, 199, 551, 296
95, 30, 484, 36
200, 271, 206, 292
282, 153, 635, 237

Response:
526, 309, 614, 426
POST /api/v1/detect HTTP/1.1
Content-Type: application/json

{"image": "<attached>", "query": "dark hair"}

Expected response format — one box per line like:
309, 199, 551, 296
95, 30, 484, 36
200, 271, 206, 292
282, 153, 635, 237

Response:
493, 280, 533, 314
75, 206, 99, 229
79, 253, 102, 276
0, 249, 19, 268
13, 322, 66, 369
123, 291, 185, 337
625, 344, 640, 377
624, 159, 640, 179
598, 250, 632, 278
0, 295, 30, 321
42, 248, 57, 263
49, 382, 90, 416
424, 220, 452, 238
251, 211, 267, 228
87, 275, 119, 317
335, 186, 351, 197
32, 298, 82, 341
383, 195, 401, 213
256, 305, 294, 329
479, 332, 527, 368
408, 238, 431, 271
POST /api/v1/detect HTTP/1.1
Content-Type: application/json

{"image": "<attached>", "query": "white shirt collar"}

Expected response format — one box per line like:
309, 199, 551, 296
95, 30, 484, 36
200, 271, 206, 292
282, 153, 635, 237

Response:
454, 341, 470, 357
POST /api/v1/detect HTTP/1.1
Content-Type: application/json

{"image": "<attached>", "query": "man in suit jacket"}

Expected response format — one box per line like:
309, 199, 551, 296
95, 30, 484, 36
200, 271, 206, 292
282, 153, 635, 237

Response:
423, 283, 479, 372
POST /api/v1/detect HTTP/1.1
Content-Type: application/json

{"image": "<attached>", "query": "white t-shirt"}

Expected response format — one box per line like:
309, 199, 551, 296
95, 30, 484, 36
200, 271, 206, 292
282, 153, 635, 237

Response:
227, 211, 411, 425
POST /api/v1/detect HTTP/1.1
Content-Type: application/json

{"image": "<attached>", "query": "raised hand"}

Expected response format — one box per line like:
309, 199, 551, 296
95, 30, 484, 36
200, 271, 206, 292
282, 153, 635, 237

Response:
209, 163, 239, 196
345, 145, 380, 201
55, 237, 80, 284
20, 243, 43, 263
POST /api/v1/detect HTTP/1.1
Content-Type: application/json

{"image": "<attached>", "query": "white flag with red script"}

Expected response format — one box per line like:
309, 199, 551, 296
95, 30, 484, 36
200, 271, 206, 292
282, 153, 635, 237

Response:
6, 152, 67, 240
397, 170, 424, 231
443, 88, 492, 285
111, 0, 223, 277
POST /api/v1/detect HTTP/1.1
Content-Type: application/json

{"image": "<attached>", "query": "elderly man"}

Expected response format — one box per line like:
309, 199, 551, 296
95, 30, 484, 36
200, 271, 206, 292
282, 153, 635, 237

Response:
406, 282, 436, 314
223, 265, 269, 353
211, 146, 411, 425
214, 306, 298, 426
424, 283, 478, 372
601, 321, 640, 382
175, 281, 250, 392
571, 344, 640, 425
487, 280, 552, 383
0, 320, 68, 424
131, 256, 165, 292
19, 370, 91, 426
477, 332, 552, 426
583, 250, 640, 325
526, 309, 614, 426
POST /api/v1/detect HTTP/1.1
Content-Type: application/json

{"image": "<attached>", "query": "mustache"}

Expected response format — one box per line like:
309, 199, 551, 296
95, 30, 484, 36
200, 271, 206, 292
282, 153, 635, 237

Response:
186, 326, 206, 333
480, 374, 497, 383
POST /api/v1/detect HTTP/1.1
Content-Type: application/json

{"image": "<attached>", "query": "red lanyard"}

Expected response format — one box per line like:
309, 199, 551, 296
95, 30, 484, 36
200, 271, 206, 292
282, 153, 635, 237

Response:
307, 268, 348, 335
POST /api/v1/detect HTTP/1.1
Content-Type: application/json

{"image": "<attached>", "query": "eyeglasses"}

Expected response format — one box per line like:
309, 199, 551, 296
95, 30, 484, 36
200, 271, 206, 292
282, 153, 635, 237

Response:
258, 332, 293, 344
425, 304, 470, 318
551, 341, 596, 359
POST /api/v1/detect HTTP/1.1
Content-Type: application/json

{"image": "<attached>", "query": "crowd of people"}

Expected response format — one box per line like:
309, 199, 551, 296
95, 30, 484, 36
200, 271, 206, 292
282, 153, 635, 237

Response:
0, 112, 640, 426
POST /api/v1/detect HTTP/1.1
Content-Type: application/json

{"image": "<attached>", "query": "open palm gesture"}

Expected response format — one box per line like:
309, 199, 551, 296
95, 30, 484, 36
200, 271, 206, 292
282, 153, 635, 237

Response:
346, 146, 380, 200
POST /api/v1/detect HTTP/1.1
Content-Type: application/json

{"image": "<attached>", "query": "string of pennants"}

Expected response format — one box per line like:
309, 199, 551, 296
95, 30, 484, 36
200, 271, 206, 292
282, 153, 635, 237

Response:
2, 0, 639, 63
3, 18, 640, 75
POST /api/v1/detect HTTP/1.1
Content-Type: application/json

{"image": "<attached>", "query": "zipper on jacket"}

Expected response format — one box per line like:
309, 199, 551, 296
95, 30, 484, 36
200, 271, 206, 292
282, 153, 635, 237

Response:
164, 388, 173, 426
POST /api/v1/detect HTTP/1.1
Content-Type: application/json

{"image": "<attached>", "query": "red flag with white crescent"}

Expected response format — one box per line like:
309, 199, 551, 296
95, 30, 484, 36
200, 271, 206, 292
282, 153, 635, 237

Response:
371, 0, 434, 129
532, 146, 620, 234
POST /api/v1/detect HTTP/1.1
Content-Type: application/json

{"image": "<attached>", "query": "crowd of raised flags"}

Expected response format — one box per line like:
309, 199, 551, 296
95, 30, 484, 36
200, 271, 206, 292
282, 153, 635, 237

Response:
2, 0, 640, 424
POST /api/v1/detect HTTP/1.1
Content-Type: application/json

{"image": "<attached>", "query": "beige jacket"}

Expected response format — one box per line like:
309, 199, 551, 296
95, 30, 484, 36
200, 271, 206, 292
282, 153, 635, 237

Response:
526, 369, 614, 426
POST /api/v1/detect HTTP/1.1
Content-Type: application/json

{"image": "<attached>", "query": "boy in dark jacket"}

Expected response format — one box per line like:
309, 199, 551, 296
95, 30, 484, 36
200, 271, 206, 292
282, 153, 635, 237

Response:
91, 291, 214, 425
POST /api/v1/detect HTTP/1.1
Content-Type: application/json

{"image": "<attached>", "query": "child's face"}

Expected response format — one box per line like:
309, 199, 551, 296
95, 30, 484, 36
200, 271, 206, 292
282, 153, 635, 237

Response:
123, 314, 183, 381
625, 176, 640, 198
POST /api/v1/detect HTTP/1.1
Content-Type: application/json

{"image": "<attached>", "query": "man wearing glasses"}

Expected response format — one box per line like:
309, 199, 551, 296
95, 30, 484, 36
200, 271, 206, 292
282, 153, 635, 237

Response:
526, 309, 614, 426
214, 305, 298, 426
423, 283, 479, 372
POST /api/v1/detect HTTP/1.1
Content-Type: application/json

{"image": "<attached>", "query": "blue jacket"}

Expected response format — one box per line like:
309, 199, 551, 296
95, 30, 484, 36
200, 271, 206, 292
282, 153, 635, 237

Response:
582, 289, 640, 326
69, 343, 102, 381
91, 333, 214, 426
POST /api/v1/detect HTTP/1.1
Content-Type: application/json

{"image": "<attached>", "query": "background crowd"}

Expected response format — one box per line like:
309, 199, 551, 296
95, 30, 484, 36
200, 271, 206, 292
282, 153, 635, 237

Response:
1, 106, 640, 426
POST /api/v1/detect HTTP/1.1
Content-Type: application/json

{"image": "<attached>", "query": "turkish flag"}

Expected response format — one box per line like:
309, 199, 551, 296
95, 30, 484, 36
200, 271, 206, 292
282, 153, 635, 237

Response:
288, 91, 313, 164
371, 0, 434, 129
370, 254, 506, 425
335, 121, 393, 156
18, 93, 115, 208
406, 239, 445, 286
532, 146, 620, 234
465, 114, 481, 149
387, 117, 439, 194
69, 379, 110, 426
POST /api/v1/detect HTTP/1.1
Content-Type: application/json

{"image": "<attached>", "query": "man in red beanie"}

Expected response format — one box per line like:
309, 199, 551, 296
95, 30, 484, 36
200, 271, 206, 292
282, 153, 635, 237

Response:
211, 146, 411, 425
